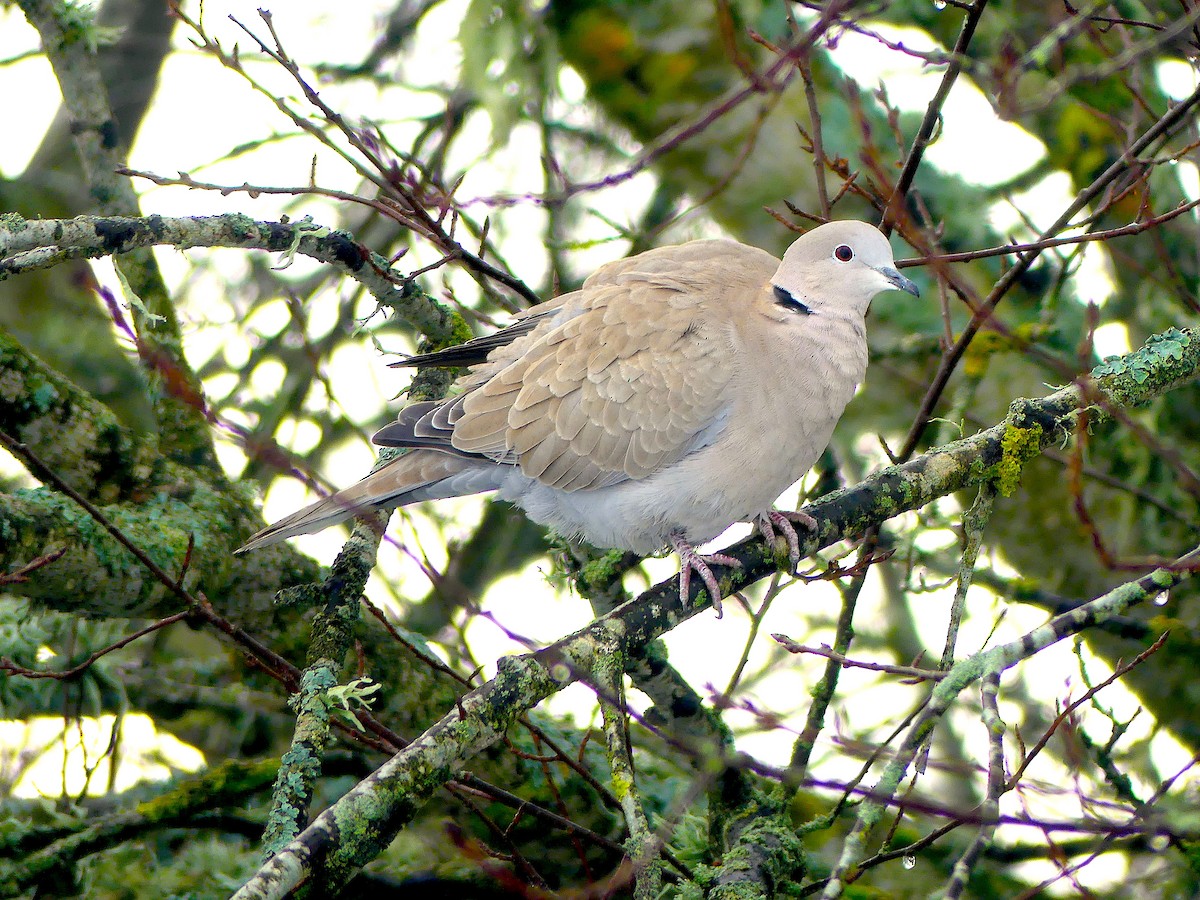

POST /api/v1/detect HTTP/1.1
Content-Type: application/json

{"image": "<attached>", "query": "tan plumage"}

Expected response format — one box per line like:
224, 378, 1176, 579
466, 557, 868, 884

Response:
237, 221, 919, 602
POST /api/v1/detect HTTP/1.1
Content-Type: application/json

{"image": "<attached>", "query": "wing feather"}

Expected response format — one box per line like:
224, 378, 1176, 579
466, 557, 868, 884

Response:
376, 239, 778, 492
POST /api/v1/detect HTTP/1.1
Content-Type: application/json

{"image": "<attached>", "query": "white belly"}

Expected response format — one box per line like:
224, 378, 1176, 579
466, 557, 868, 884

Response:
497, 403, 843, 555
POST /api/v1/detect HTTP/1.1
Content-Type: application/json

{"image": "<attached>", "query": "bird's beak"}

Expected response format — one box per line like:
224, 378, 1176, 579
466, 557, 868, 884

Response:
877, 266, 920, 297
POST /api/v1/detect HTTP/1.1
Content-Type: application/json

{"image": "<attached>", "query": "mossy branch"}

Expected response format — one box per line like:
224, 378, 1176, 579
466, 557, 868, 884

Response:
16, 0, 216, 470
0, 213, 459, 342
0, 758, 277, 896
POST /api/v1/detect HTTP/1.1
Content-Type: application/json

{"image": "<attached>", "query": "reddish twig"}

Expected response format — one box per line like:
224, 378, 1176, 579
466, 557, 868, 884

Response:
0, 548, 66, 585
1006, 632, 1170, 789
771, 637, 945, 681
898, 198, 1200, 268
884, 0, 992, 232
898, 83, 1200, 460
1, 611, 191, 680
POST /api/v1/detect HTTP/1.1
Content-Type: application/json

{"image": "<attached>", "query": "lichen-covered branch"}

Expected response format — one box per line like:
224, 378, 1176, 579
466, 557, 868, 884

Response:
0, 758, 277, 896
0, 208, 465, 620
0, 434, 313, 624
0, 329, 159, 503
231, 327, 1200, 898
0, 331, 318, 622
943, 671, 1004, 900
706, 794, 803, 900
15, 0, 216, 471
257, 517, 389, 857
0, 213, 458, 342
595, 653, 663, 899
256, 365, 459, 855
940, 483, 996, 669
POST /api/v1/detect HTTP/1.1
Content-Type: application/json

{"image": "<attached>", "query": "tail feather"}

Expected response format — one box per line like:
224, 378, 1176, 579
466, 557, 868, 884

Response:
236, 451, 482, 553
235, 490, 381, 553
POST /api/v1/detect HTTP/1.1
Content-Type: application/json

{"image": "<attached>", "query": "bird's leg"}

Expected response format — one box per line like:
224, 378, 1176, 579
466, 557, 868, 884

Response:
754, 509, 819, 572
669, 532, 741, 617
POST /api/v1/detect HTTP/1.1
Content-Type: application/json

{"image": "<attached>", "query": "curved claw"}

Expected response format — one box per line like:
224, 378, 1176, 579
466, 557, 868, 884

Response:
670, 533, 741, 617
754, 509, 819, 571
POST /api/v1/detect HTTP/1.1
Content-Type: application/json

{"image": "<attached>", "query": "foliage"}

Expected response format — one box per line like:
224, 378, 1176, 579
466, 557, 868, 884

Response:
2, 1, 1200, 897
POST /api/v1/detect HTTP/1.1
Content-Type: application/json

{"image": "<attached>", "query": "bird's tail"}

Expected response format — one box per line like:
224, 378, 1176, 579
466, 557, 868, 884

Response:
236, 451, 475, 553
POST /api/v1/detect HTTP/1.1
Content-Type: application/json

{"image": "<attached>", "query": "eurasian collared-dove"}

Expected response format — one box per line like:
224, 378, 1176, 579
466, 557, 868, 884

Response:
238, 220, 919, 606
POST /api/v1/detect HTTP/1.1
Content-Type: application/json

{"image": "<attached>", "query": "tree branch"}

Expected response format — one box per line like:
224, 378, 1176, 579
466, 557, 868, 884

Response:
16, 0, 217, 471
0, 213, 459, 342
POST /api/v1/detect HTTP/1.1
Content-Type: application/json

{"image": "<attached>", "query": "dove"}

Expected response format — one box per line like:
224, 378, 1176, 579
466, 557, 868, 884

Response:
238, 220, 919, 607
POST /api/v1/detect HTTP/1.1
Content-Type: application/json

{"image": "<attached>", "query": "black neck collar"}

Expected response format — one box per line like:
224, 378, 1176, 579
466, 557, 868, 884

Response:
773, 284, 813, 315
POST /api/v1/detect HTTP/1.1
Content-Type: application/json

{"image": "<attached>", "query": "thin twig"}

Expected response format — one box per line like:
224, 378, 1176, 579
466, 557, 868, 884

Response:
884, 0, 990, 233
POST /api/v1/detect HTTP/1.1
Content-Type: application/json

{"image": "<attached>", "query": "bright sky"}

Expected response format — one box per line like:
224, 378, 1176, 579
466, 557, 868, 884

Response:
1, 8, 1192, 889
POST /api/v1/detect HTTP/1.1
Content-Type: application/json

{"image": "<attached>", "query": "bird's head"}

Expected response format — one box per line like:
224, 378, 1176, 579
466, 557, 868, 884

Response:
771, 220, 919, 318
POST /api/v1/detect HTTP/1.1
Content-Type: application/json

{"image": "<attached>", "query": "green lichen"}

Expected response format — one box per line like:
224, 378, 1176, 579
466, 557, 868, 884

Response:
994, 422, 1042, 498
134, 759, 277, 821
1149, 567, 1180, 590
1093, 327, 1191, 381
324, 676, 381, 730
444, 309, 475, 350
276, 583, 326, 607
1093, 327, 1194, 407
276, 216, 330, 269
577, 548, 627, 592
589, 639, 626, 691
222, 212, 260, 241
0, 212, 27, 232
689, 802, 805, 900
29, 381, 60, 413
611, 769, 633, 800
967, 449, 994, 482
54, 2, 122, 53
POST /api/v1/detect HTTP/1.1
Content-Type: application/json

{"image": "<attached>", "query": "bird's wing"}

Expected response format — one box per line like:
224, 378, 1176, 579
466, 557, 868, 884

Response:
392, 296, 570, 369
376, 241, 779, 492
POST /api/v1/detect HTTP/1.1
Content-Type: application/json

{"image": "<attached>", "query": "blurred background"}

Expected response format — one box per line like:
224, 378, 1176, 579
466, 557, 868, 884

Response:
2, 1, 1200, 896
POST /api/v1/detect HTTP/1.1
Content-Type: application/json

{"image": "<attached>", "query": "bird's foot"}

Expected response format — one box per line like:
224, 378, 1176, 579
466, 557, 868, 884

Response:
670, 533, 741, 617
754, 509, 818, 572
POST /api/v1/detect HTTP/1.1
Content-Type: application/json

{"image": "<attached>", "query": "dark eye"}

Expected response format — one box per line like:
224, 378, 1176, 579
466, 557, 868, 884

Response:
833, 244, 854, 262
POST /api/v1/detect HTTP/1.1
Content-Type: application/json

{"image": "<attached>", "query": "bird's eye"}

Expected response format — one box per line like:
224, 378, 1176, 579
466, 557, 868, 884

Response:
833, 244, 854, 262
